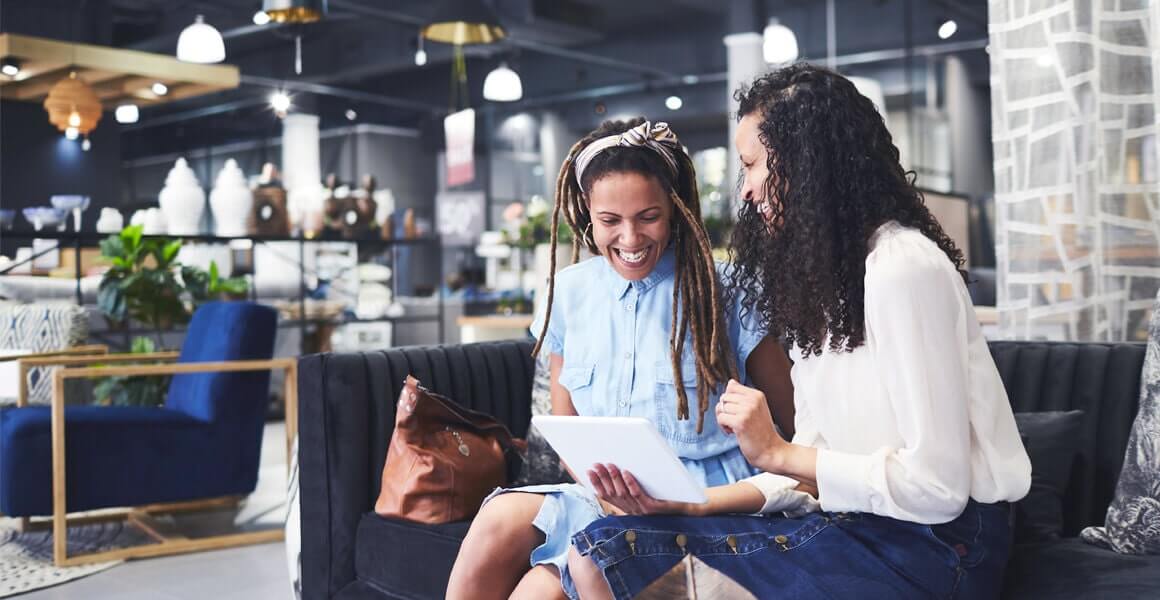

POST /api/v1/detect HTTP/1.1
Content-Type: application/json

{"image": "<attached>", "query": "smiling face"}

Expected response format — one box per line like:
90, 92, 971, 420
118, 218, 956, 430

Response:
735, 112, 778, 226
586, 172, 673, 281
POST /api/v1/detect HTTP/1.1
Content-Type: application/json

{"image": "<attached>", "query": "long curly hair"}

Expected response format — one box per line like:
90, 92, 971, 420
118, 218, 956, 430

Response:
729, 64, 967, 357
533, 118, 736, 433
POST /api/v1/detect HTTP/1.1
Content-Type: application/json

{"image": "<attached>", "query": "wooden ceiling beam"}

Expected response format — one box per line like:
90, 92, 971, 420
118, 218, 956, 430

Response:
0, 33, 238, 107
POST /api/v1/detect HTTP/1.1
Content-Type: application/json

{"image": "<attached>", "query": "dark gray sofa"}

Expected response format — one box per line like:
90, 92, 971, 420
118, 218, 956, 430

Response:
298, 340, 1160, 599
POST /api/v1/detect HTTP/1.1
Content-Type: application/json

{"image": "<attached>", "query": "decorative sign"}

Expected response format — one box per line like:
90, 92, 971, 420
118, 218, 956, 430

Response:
436, 191, 486, 246
444, 108, 475, 187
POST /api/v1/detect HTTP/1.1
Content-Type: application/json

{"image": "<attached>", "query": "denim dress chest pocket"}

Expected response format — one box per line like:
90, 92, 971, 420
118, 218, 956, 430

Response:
558, 364, 597, 415
653, 358, 721, 443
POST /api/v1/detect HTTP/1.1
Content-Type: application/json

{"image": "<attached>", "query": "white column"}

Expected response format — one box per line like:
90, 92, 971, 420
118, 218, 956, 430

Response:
281, 113, 324, 229
724, 32, 765, 212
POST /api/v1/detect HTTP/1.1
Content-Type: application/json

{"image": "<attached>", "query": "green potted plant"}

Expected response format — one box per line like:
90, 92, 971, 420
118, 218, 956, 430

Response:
93, 224, 248, 406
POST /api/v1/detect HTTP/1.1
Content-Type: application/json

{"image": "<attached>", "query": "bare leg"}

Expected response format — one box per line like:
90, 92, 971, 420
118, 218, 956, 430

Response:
567, 546, 614, 600
446, 493, 546, 600
510, 564, 568, 600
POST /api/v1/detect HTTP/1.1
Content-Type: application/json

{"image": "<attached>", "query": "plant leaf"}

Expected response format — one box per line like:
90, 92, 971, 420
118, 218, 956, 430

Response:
121, 224, 143, 252
130, 336, 156, 354
97, 281, 126, 322
99, 235, 124, 259
161, 239, 182, 266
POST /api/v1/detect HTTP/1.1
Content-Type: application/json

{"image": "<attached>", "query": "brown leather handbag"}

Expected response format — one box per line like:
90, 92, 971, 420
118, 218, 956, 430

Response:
374, 376, 524, 524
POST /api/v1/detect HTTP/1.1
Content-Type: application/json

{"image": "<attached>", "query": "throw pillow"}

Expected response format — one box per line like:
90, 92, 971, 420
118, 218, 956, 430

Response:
1081, 291, 1160, 555
514, 351, 572, 486
1013, 410, 1085, 543
285, 434, 302, 599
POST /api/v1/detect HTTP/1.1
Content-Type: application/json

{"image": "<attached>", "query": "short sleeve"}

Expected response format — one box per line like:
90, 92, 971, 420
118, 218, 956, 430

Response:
531, 283, 567, 356
718, 262, 767, 376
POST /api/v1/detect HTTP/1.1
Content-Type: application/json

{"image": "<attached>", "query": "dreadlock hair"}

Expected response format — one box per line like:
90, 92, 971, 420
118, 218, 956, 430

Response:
729, 63, 968, 358
531, 117, 736, 434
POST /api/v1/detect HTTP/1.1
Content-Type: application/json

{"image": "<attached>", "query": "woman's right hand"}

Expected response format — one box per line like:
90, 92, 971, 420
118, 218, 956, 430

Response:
588, 463, 703, 517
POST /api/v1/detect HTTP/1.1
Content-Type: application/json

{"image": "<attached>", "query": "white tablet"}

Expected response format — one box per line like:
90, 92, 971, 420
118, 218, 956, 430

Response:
531, 415, 708, 504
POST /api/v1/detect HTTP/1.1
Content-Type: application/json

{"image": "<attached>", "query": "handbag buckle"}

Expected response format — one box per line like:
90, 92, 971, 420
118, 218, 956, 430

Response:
445, 426, 470, 457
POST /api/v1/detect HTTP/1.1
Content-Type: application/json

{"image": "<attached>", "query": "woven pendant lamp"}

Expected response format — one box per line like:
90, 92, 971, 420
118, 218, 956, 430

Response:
43, 72, 102, 136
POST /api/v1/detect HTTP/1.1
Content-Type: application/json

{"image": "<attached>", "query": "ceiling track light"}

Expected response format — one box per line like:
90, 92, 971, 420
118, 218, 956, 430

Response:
938, 19, 958, 40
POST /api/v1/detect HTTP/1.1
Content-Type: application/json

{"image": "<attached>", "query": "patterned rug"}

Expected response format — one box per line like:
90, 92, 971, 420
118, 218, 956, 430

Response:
0, 519, 149, 598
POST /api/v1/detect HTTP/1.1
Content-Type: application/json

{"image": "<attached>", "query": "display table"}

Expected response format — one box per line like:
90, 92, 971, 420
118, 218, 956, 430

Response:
457, 315, 533, 343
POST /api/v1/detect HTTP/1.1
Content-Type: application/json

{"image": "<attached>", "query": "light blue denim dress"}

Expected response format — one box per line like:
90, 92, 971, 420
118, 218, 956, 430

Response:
484, 246, 766, 596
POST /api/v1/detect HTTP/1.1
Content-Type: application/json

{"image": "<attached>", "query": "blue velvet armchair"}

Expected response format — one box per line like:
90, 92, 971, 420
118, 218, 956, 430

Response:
0, 301, 296, 566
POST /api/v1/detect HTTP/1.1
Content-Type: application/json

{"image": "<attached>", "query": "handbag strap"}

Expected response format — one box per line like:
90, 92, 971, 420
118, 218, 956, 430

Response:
406, 376, 518, 450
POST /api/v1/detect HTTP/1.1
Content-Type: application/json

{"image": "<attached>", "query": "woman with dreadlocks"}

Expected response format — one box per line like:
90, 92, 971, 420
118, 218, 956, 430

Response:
566, 65, 1031, 600
445, 118, 795, 600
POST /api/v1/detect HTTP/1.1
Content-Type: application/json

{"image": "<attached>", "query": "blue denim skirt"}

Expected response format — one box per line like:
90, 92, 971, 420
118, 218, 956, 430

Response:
572, 500, 1012, 599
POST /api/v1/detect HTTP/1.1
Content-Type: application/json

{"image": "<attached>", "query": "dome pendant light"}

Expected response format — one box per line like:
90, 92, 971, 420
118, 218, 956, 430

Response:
176, 15, 226, 63
483, 62, 522, 102
763, 19, 799, 65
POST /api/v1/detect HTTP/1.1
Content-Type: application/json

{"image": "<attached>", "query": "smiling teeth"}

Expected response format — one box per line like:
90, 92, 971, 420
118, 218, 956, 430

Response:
619, 248, 647, 263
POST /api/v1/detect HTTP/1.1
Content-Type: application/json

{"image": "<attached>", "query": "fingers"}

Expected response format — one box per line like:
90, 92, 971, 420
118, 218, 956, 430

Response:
606, 465, 630, 498
726, 378, 755, 395
592, 463, 613, 493
623, 470, 645, 498
716, 400, 735, 434
590, 464, 642, 514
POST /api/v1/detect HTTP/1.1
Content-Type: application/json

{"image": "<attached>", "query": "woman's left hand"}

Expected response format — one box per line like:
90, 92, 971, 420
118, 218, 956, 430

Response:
716, 379, 789, 472
588, 464, 700, 516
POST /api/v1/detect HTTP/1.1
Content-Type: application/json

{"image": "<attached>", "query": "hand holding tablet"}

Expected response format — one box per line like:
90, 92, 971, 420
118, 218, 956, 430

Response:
531, 415, 708, 504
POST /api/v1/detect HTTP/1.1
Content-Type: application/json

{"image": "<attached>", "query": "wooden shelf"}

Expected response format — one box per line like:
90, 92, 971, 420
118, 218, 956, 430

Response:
0, 33, 238, 109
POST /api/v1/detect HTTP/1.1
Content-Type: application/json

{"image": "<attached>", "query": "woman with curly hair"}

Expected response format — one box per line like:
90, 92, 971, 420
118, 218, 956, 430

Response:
567, 64, 1032, 599
445, 118, 794, 600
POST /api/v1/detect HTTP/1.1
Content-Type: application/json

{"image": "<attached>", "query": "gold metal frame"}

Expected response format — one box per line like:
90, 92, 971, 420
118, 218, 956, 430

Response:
11, 347, 180, 407
44, 357, 298, 567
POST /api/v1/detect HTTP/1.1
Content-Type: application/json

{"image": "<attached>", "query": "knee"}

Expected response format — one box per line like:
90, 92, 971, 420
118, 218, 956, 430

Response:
567, 546, 611, 600
463, 493, 542, 551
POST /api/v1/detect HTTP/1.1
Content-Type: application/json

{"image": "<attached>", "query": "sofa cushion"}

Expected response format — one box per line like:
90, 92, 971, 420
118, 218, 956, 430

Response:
1013, 410, 1085, 542
353, 512, 471, 600
1003, 538, 1160, 599
989, 342, 1146, 535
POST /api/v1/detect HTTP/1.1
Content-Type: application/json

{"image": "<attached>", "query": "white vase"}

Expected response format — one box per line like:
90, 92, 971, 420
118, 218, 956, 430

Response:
209, 159, 252, 237
158, 157, 205, 235
95, 208, 124, 234
130, 208, 167, 235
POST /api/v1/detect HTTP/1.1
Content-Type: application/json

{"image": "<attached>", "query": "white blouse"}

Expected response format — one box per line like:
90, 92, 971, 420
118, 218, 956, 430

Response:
744, 222, 1031, 524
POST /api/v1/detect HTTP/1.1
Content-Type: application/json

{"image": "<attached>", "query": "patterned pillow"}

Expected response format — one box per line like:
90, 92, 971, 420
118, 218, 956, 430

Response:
285, 435, 302, 599
0, 304, 88, 405
1081, 290, 1160, 555
514, 351, 572, 486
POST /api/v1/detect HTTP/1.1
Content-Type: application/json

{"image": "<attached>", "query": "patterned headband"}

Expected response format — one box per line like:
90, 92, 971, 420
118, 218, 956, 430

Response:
573, 121, 682, 192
